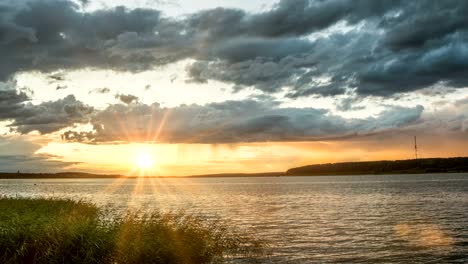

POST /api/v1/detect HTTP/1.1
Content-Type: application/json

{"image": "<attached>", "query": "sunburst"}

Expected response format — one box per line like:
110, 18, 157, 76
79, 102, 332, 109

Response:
135, 152, 154, 170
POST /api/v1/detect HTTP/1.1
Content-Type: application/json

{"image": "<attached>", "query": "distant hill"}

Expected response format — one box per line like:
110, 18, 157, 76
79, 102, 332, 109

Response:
1, 157, 467, 179
286, 157, 468, 176
0, 171, 282, 179
185, 172, 282, 178
0, 172, 121, 179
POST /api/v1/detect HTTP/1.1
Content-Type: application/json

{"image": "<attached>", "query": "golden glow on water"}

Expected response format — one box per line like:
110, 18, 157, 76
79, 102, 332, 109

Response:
1, 174, 467, 262
394, 223, 454, 249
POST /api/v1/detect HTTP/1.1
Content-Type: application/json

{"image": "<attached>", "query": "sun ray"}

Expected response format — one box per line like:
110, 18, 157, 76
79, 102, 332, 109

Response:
112, 111, 133, 142
101, 176, 131, 196
151, 108, 171, 143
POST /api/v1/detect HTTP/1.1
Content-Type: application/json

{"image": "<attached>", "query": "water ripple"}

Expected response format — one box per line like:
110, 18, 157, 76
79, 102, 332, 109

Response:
1, 173, 468, 263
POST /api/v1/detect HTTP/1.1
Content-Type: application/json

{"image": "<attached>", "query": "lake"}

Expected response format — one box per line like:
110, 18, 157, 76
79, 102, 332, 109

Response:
1, 174, 468, 263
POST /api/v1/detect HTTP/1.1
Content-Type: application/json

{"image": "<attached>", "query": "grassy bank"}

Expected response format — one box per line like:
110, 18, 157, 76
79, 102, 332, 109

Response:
0, 198, 264, 264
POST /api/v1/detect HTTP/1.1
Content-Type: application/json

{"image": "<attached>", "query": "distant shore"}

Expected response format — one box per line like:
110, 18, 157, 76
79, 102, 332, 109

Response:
0, 171, 284, 179
1, 157, 467, 179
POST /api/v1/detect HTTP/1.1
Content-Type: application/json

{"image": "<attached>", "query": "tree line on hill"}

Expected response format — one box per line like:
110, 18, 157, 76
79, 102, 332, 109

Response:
286, 157, 468, 176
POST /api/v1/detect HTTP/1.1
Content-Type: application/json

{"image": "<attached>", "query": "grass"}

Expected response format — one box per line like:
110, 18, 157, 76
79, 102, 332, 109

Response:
0, 197, 265, 264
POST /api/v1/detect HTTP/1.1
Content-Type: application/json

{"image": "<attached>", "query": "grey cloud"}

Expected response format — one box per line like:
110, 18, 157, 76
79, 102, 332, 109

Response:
208, 37, 312, 62
188, 31, 373, 96
335, 97, 365, 112
90, 87, 111, 94
48, 73, 65, 82
116, 94, 139, 104
0, 136, 79, 172
1, 0, 468, 98
366, 105, 424, 131
356, 36, 468, 96
0, 81, 428, 144
0, 85, 94, 134
0, 154, 79, 172
0, 0, 190, 79
455, 97, 468, 107
0, 82, 30, 120
10, 95, 93, 134
245, 0, 400, 38
380, 1, 468, 50
187, 57, 308, 93
438, 97, 468, 133
186, 0, 468, 97
61, 100, 424, 144
186, 0, 400, 40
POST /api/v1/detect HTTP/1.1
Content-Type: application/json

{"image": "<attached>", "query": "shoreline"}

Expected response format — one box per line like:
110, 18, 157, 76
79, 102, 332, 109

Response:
1, 157, 467, 179
1, 171, 468, 180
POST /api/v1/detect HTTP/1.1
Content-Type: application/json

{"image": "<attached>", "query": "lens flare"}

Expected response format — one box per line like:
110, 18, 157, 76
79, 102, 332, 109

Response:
135, 153, 154, 169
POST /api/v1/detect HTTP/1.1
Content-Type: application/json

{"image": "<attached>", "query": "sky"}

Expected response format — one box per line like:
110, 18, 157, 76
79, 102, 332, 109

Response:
1, 0, 468, 176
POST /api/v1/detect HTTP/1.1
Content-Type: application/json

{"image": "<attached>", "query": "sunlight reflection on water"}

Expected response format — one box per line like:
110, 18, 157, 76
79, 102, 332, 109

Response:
1, 173, 468, 263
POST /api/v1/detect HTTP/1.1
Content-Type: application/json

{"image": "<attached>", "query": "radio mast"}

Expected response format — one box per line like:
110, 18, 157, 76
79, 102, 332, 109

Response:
414, 136, 418, 159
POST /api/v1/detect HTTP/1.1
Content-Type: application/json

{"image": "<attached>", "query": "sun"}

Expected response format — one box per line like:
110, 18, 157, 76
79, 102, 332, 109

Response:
135, 152, 154, 169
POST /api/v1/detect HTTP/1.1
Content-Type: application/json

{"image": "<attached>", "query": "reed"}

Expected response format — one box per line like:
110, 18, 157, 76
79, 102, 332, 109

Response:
0, 197, 264, 264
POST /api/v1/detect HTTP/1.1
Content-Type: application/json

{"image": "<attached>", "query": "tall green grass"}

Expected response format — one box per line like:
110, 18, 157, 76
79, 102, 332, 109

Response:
0, 197, 264, 264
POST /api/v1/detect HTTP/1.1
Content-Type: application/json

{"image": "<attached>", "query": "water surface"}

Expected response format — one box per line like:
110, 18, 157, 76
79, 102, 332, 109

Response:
1, 174, 468, 263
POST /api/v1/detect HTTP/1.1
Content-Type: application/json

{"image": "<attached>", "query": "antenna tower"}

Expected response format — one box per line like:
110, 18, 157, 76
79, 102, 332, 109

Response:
414, 136, 418, 159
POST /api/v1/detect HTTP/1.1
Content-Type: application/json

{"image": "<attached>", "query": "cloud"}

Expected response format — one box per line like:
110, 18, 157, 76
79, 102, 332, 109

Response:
0, 0, 189, 79
11, 95, 93, 134
0, 82, 30, 121
187, 56, 309, 93
0, 83, 94, 134
1, 0, 467, 98
90, 87, 111, 94
187, 31, 373, 96
182, 0, 468, 97
0, 153, 79, 172
60, 99, 424, 144
335, 97, 365, 111
420, 96, 468, 134
48, 73, 66, 82
185, 0, 399, 40
116, 94, 139, 104
380, 1, 468, 51
0, 136, 79, 172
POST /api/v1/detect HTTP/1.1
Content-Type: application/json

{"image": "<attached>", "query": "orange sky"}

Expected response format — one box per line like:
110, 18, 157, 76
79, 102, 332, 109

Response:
34, 131, 468, 176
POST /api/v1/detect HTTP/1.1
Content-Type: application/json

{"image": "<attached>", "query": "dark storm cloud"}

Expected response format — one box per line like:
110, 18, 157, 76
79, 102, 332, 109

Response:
187, 56, 309, 93
61, 100, 424, 144
1, 0, 468, 97
185, 0, 468, 97
9, 95, 93, 134
188, 31, 373, 95
0, 83, 30, 119
185, 0, 400, 40
0, 83, 93, 134
0, 0, 191, 79
380, 1, 468, 50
